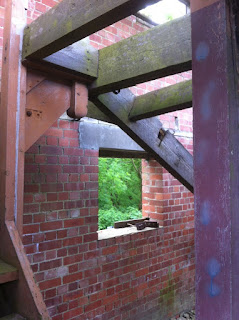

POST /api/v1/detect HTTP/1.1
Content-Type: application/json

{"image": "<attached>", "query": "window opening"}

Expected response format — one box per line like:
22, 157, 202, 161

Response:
98, 158, 142, 231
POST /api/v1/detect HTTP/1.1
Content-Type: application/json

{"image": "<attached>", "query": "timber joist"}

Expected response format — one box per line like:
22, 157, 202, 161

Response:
21, 1, 194, 192
22, 0, 162, 60
90, 15, 192, 95
129, 80, 192, 121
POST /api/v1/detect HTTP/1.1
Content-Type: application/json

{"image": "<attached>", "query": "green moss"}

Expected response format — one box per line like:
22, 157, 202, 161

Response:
65, 20, 73, 33
159, 268, 175, 310
53, 19, 58, 28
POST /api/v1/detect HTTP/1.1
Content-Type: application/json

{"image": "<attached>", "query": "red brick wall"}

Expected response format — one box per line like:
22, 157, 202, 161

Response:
23, 120, 194, 320
142, 109, 193, 225
142, 160, 194, 227
0, 1, 195, 319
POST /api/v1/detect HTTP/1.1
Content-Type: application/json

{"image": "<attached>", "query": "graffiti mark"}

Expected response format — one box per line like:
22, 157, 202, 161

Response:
196, 42, 210, 61
195, 139, 209, 166
201, 81, 216, 121
200, 200, 211, 225
207, 258, 221, 297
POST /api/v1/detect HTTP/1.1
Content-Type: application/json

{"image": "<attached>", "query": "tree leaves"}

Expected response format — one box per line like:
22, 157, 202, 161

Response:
98, 158, 142, 229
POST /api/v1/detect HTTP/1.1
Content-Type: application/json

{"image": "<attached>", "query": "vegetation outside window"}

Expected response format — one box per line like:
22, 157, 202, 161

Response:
98, 158, 142, 230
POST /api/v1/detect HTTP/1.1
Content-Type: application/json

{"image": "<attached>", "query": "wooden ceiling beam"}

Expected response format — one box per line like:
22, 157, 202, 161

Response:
23, 40, 99, 83
90, 15, 191, 96
43, 41, 98, 81
22, 0, 161, 60
91, 89, 194, 192
129, 80, 192, 121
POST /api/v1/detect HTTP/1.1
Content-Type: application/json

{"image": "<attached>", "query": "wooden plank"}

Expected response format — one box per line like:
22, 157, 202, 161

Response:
114, 217, 149, 229
6, 221, 50, 319
192, 1, 239, 319
23, 41, 98, 84
0, 259, 18, 284
129, 80, 192, 121
23, 0, 160, 59
91, 89, 193, 192
43, 40, 98, 81
100, 149, 148, 159
90, 15, 192, 95
0, 0, 26, 225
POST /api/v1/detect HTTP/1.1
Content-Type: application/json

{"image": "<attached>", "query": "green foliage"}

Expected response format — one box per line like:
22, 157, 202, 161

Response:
98, 206, 142, 230
166, 14, 173, 21
98, 158, 142, 230
99, 158, 142, 209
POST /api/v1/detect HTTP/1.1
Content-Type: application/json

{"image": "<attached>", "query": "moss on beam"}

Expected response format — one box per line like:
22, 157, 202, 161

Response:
23, 0, 160, 60
90, 15, 192, 95
129, 80, 192, 121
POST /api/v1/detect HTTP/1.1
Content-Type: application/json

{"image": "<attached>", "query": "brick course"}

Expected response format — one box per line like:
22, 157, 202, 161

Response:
0, 1, 195, 319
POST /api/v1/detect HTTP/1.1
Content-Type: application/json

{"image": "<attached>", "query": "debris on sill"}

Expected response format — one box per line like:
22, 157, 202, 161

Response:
114, 217, 159, 229
98, 218, 160, 240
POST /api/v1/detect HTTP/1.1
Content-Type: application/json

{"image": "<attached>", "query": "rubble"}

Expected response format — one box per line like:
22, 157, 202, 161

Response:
170, 310, 195, 320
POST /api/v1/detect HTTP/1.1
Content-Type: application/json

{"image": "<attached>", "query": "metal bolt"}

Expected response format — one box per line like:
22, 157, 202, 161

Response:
26, 110, 32, 117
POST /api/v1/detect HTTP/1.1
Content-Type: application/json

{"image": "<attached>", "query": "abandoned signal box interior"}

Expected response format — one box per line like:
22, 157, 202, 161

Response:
0, 0, 238, 319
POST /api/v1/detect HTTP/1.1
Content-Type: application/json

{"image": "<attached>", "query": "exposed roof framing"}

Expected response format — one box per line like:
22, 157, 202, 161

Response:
90, 15, 191, 95
22, 0, 161, 60
23, 15, 192, 92
20, 0, 194, 193
91, 89, 194, 192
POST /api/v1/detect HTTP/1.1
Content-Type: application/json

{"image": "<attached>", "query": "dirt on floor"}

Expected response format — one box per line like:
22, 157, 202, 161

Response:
170, 310, 195, 320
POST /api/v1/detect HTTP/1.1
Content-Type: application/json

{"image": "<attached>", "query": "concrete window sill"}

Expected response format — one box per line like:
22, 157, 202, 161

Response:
97, 225, 163, 240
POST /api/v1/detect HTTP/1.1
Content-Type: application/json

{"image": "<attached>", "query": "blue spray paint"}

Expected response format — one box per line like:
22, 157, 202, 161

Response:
201, 81, 216, 121
196, 42, 210, 61
207, 258, 221, 297
195, 140, 209, 166
200, 200, 211, 225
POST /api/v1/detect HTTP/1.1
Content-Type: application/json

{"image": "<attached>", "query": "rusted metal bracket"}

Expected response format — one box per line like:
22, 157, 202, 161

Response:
158, 128, 167, 146
67, 82, 88, 119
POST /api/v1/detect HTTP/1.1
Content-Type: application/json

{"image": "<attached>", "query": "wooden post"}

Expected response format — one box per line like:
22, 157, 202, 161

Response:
0, 1, 49, 318
0, 0, 26, 234
192, 0, 239, 318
